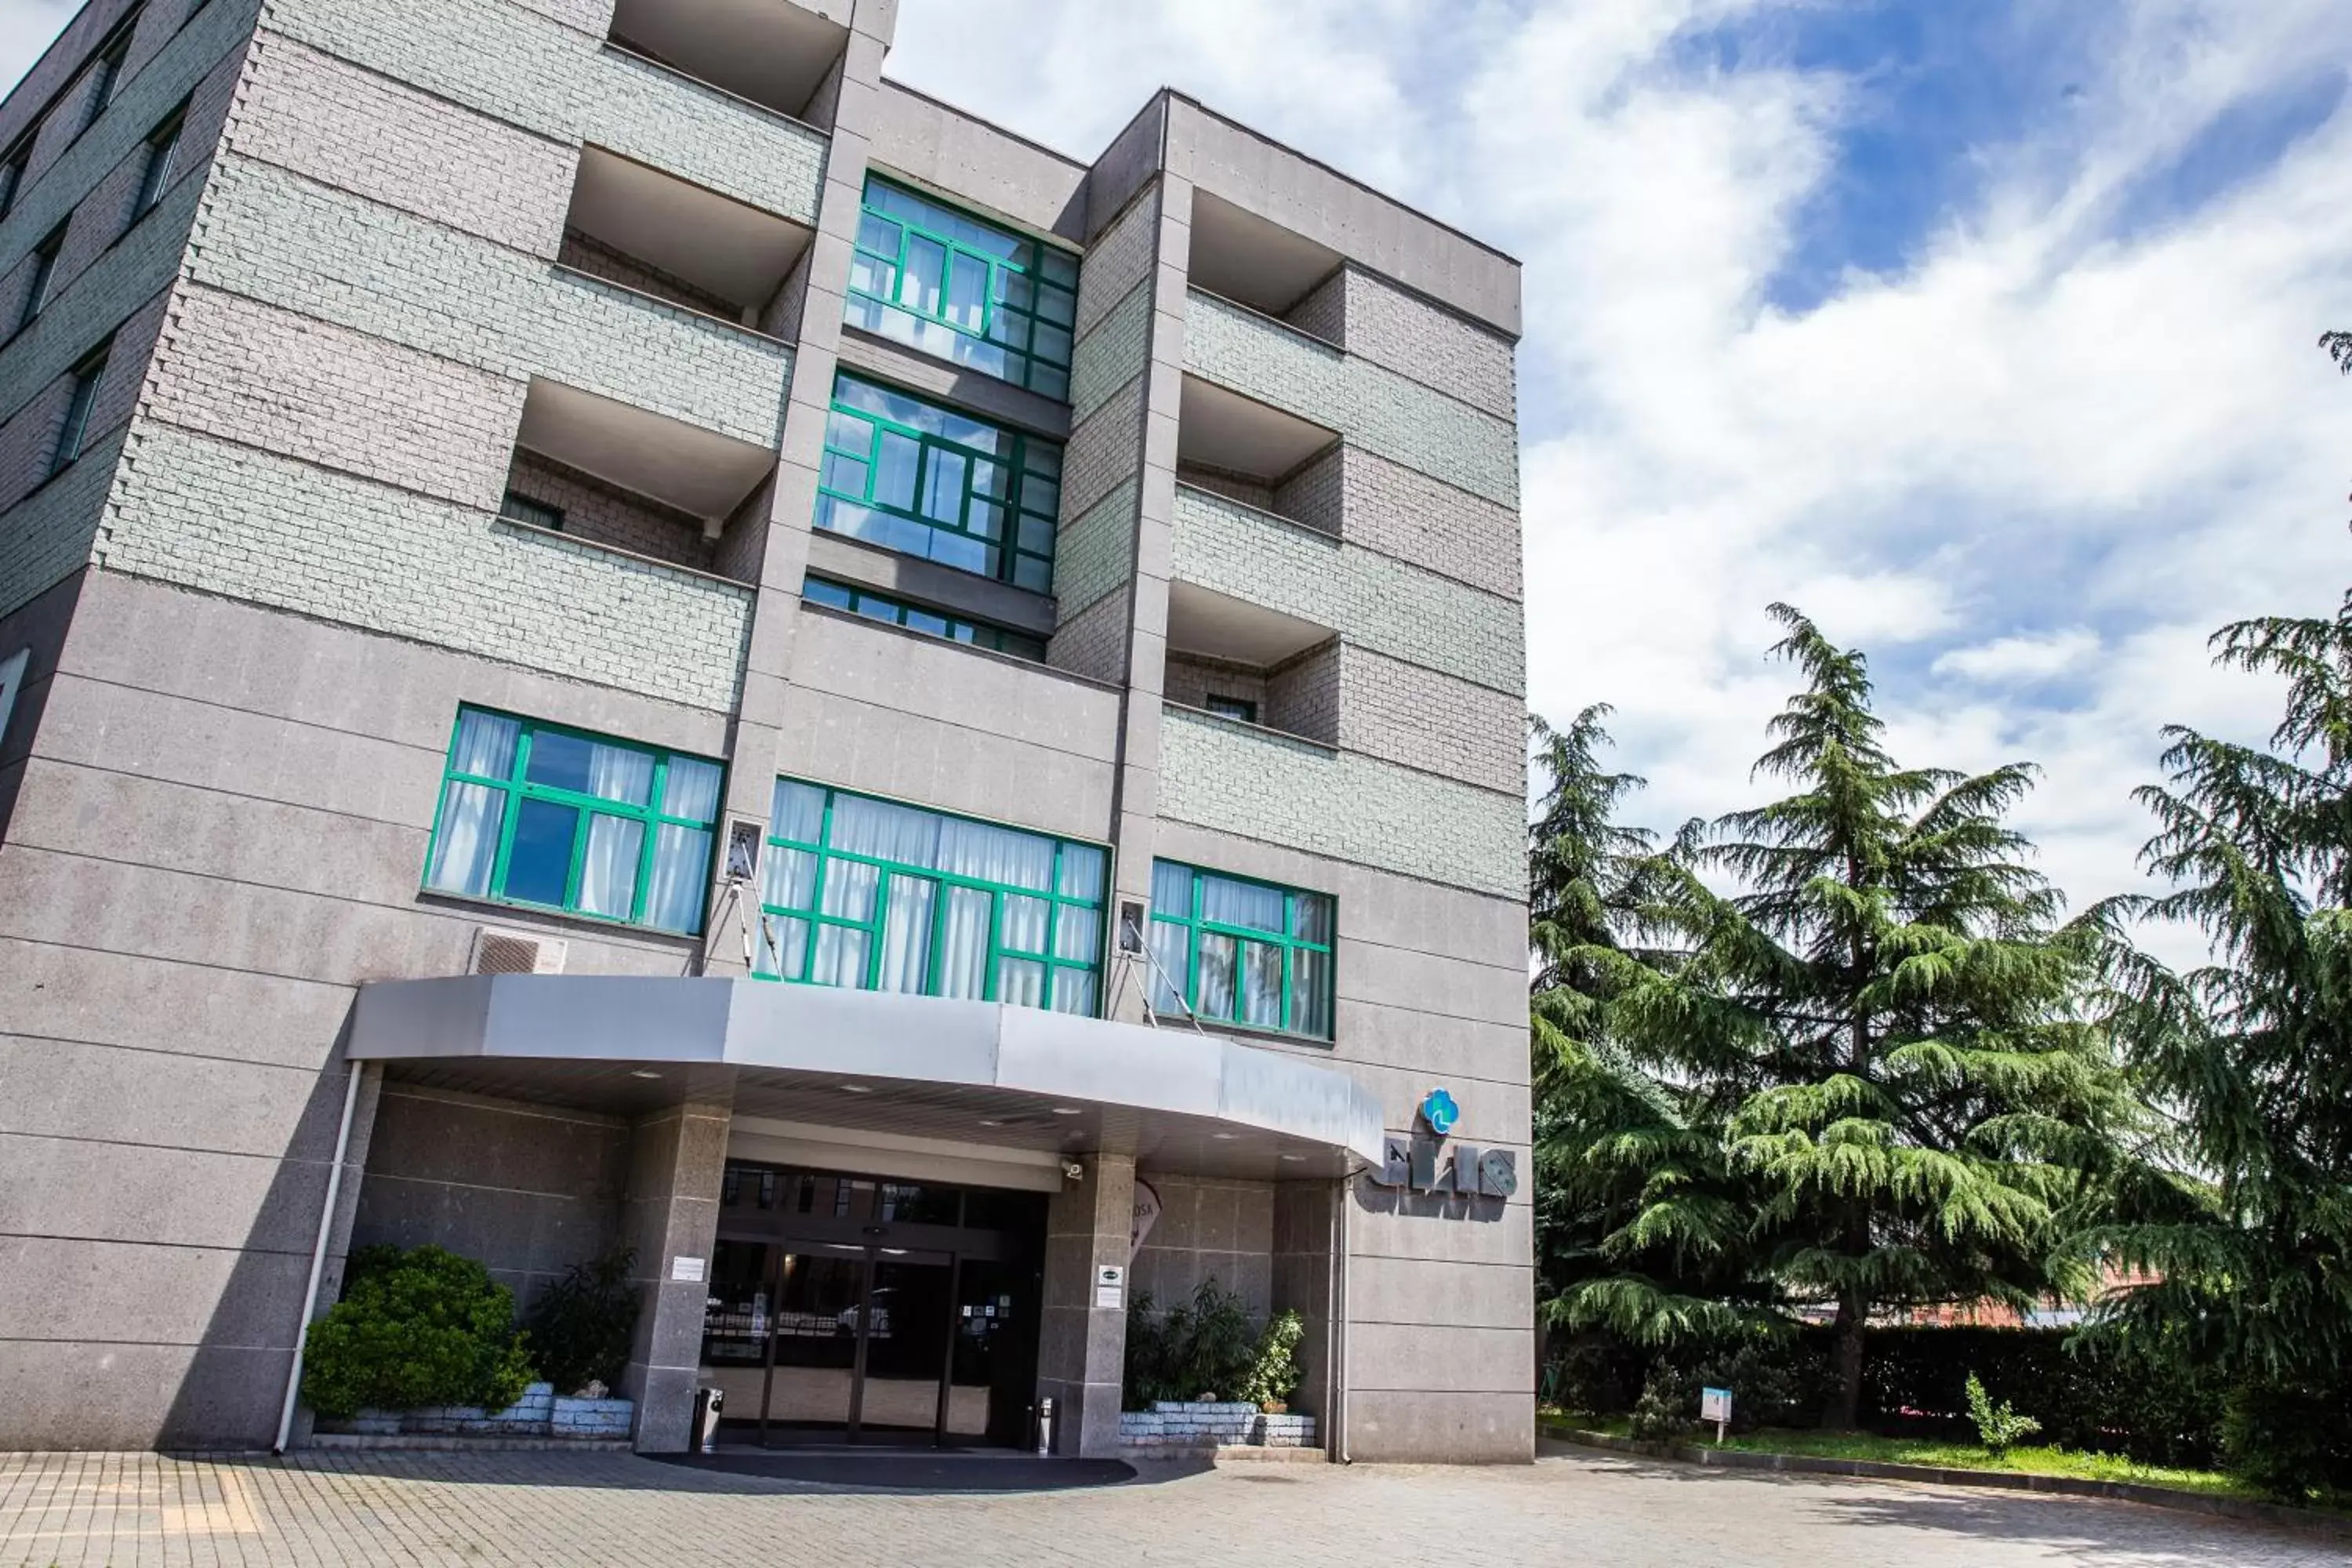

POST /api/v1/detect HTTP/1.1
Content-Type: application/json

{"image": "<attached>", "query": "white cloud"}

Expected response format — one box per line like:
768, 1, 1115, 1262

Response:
1933, 630, 2102, 683
0, 1, 76, 101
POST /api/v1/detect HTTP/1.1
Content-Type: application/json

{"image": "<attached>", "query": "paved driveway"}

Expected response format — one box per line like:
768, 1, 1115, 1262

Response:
2, 1445, 2342, 1567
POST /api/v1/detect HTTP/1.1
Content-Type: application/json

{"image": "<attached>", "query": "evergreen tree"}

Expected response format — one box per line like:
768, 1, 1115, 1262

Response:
2084, 584, 2352, 1498
1602, 605, 2127, 1428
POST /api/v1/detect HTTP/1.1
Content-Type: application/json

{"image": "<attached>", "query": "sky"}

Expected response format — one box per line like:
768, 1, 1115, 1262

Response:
6, 0, 2350, 956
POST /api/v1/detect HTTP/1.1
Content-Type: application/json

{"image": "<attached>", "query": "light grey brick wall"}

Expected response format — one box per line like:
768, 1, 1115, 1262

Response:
1156, 706, 1523, 900
1280, 267, 1345, 343
100, 422, 753, 712
1164, 652, 1267, 717
1075, 189, 1160, 339
229, 31, 576, 256
1063, 378, 1142, 521
1069, 285, 1151, 426
507, 0, 613, 34
147, 283, 522, 508
0, 426, 125, 619
187, 155, 791, 448
557, 229, 740, 320
1337, 644, 1524, 797
1174, 462, 1276, 514
1279, 444, 1523, 602
0, 0, 257, 281
1171, 484, 1522, 696
1054, 475, 1137, 622
1338, 267, 1517, 423
1047, 587, 1128, 687
503, 451, 716, 574
1184, 289, 1517, 510
258, 0, 825, 225
1265, 641, 1340, 744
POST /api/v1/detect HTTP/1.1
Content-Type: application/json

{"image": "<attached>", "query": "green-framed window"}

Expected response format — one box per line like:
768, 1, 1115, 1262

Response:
802, 575, 1046, 661
422, 708, 722, 935
1147, 861, 1334, 1040
846, 176, 1079, 400
815, 372, 1060, 593
755, 779, 1107, 1016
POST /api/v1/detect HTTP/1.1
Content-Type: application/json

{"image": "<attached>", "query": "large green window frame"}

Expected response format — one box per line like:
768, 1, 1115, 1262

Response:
755, 779, 1107, 1016
815, 372, 1060, 593
846, 176, 1079, 400
1147, 861, 1335, 1040
801, 575, 1046, 661
422, 708, 723, 935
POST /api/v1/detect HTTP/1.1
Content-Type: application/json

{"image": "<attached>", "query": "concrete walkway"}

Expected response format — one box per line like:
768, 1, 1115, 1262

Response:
1, 1446, 2342, 1566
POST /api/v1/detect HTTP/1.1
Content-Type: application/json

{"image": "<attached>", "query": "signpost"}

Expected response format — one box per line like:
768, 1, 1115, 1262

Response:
1700, 1386, 1732, 1445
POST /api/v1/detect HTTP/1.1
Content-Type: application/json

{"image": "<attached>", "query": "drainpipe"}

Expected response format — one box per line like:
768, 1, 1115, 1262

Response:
274, 1059, 366, 1455
1330, 1169, 1352, 1464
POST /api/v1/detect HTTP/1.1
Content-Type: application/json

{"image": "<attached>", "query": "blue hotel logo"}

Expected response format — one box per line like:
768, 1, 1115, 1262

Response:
1420, 1087, 1460, 1136
1372, 1087, 1515, 1201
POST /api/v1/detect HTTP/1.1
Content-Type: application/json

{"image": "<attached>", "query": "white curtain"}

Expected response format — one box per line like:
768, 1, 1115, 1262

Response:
812, 924, 869, 987
1000, 894, 1049, 955
1149, 859, 1192, 919
830, 794, 940, 869
646, 824, 711, 933
577, 815, 643, 919
1197, 931, 1237, 1018
1060, 845, 1108, 902
423, 712, 519, 897
879, 875, 935, 993
938, 818, 1054, 891
1147, 919, 1189, 1015
1051, 969, 1097, 1016
771, 780, 826, 844
1292, 948, 1331, 1037
1054, 908, 1100, 963
662, 757, 722, 821
940, 886, 991, 999
1240, 940, 1283, 1028
1201, 873, 1285, 934
585, 741, 653, 806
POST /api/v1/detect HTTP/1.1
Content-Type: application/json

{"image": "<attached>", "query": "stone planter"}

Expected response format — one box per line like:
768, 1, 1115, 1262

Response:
1119, 1400, 1319, 1451
329, 1382, 634, 1442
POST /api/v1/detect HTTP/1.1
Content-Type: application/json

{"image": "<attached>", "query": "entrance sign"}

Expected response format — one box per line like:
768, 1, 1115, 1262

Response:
672, 1254, 707, 1283
1094, 1264, 1126, 1310
1130, 1180, 1162, 1261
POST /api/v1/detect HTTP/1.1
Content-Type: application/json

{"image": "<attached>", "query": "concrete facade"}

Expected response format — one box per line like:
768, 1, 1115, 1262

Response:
0, 0, 1531, 1463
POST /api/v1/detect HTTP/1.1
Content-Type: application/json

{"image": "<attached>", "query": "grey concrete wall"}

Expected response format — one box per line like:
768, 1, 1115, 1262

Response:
1129, 1174, 1274, 1319
349, 1084, 630, 1311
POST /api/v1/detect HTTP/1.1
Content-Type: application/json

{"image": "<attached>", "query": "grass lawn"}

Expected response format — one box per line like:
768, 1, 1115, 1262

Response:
1544, 1412, 2263, 1502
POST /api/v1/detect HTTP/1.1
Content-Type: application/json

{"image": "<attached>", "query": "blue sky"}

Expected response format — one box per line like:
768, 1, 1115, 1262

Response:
6, 0, 2350, 955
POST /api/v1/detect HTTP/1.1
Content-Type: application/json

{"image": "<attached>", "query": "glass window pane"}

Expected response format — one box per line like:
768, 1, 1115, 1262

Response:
764, 846, 817, 912
1040, 249, 1078, 287
524, 732, 652, 805
1029, 323, 1071, 366
1000, 894, 1049, 955
1054, 907, 1100, 964
1028, 365, 1069, 401
821, 451, 869, 495
1292, 947, 1332, 1038
1016, 512, 1054, 554
922, 448, 967, 524
971, 459, 1008, 499
874, 432, 921, 510
946, 252, 989, 330
648, 823, 711, 933
802, 578, 854, 610
771, 780, 826, 844
937, 818, 1054, 889
940, 886, 992, 998
1147, 920, 1188, 1014
1151, 860, 1192, 917
967, 501, 1004, 541
826, 409, 872, 452
662, 757, 722, 822
1011, 555, 1051, 593
578, 815, 644, 920
1240, 941, 1283, 1029
1201, 873, 1286, 934
1197, 932, 1237, 1020
812, 924, 870, 989
1051, 968, 1098, 1017
1000, 270, 1033, 310
985, 309, 1025, 347
760, 915, 810, 981
848, 253, 895, 300
425, 782, 506, 898
879, 874, 935, 993
821, 857, 879, 922
1022, 476, 1060, 517
1059, 845, 1107, 902
1036, 283, 1076, 329
996, 958, 1044, 1008
449, 710, 519, 779
829, 793, 942, 869
902, 235, 947, 314
506, 797, 579, 906
1024, 444, 1062, 477
904, 608, 949, 637
1293, 892, 1334, 945
856, 211, 901, 256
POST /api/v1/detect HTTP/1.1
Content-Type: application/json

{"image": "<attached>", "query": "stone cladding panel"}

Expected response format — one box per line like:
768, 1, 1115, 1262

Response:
99, 423, 752, 712
257, 0, 825, 224
1171, 485, 1522, 696
1183, 289, 1516, 510
187, 156, 790, 447
1156, 706, 1523, 900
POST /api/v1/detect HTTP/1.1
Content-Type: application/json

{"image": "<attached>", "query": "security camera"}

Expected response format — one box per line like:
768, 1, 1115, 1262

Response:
1062, 1160, 1085, 1181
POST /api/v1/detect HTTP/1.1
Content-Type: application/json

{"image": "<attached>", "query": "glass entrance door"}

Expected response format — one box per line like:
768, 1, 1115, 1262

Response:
848, 1250, 953, 1443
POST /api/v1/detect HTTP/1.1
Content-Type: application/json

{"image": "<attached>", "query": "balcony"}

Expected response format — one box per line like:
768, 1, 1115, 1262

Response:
1163, 564, 1339, 748
560, 146, 814, 332
608, 0, 850, 127
1186, 190, 1344, 332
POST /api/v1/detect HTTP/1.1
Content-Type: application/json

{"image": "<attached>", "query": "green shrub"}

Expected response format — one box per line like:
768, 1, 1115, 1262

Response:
1240, 1309, 1306, 1409
2222, 1378, 2352, 1504
301, 1245, 535, 1419
1628, 1366, 1697, 1442
527, 1250, 641, 1396
1964, 1371, 2042, 1456
1122, 1279, 1261, 1408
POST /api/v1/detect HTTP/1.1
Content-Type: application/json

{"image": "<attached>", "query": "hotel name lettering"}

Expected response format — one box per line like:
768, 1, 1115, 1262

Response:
1371, 1088, 1517, 1200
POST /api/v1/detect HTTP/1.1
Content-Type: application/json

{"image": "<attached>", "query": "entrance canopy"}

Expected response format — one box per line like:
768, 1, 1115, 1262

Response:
347, 975, 1383, 1179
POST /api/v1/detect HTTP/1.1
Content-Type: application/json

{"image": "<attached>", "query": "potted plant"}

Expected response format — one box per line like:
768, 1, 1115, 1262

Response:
302, 1245, 536, 1433
1242, 1308, 1305, 1414
528, 1250, 642, 1439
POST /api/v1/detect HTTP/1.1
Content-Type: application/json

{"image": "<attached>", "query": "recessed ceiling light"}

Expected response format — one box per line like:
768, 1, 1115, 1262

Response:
629, 1070, 662, 1080
1211, 1133, 1238, 1141
1051, 1106, 1083, 1116
978, 1119, 1003, 1127
839, 1083, 873, 1094
1279, 1153, 1305, 1162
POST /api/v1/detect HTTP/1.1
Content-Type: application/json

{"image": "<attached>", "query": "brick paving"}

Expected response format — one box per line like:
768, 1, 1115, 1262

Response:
1, 1445, 2343, 1567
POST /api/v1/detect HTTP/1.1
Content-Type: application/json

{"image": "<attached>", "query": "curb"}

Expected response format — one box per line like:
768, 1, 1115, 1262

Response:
1541, 1425, 2352, 1538
303, 1433, 633, 1454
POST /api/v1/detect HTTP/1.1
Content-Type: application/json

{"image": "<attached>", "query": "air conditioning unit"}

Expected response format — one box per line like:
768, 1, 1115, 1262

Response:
469, 927, 567, 976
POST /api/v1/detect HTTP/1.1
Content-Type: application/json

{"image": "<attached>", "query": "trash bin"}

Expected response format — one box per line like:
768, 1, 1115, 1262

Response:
693, 1385, 724, 1454
1033, 1396, 1054, 1457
